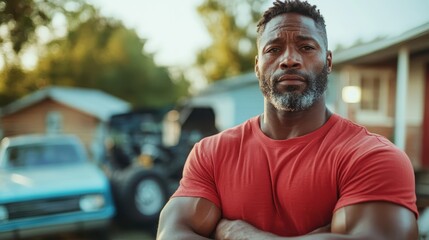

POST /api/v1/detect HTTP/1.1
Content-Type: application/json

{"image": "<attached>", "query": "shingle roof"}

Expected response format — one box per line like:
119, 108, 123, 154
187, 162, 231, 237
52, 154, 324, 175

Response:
0, 86, 131, 121
197, 72, 258, 96
333, 22, 429, 64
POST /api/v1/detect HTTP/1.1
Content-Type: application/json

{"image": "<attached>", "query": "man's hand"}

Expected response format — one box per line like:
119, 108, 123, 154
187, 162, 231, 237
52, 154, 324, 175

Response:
215, 219, 278, 240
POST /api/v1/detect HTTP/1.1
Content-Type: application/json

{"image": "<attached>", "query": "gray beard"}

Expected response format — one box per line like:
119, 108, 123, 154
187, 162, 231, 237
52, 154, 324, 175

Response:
260, 65, 329, 112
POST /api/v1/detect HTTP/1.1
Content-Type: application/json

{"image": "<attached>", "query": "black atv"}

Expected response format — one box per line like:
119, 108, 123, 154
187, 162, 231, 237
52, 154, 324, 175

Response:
103, 106, 218, 226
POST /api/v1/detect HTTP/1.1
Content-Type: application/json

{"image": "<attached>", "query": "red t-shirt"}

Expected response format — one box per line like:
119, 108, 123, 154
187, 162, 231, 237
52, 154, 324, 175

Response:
173, 114, 418, 236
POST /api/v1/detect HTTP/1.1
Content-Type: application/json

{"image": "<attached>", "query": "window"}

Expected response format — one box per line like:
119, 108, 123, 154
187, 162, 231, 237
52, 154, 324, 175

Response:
7, 144, 82, 168
350, 69, 393, 126
360, 76, 381, 111
46, 111, 63, 134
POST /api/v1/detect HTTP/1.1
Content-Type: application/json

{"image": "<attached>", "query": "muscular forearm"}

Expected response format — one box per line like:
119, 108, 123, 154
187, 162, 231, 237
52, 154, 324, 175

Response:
157, 220, 218, 240
157, 230, 213, 240
157, 222, 216, 240
216, 229, 373, 240
157, 197, 221, 240
214, 219, 379, 240
281, 233, 369, 240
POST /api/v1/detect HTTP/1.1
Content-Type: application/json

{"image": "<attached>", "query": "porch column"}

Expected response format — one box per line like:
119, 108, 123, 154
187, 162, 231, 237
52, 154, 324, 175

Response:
394, 47, 409, 150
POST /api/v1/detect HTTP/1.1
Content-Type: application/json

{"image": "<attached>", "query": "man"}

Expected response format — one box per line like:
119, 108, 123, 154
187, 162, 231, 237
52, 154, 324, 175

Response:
157, 0, 419, 239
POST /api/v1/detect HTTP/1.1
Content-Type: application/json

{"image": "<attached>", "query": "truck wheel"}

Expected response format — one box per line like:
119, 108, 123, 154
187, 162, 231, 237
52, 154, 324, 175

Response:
117, 167, 169, 225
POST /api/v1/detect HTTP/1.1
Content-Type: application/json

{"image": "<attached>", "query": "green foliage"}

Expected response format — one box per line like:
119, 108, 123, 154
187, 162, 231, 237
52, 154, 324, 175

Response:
0, 1, 189, 108
0, 65, 30, 104
0, 0, 49, 54
0, 0, 89, 58
195, 0, 265, 83
34, 15, 188, 108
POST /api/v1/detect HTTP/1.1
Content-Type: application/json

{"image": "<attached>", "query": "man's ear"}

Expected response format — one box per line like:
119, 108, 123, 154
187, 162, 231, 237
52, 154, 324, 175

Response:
255, 55, 260, 78
326, 51, 333, 73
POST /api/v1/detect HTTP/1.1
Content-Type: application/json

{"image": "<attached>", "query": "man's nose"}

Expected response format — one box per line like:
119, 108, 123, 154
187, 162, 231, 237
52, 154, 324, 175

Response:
279, 47, 302, 69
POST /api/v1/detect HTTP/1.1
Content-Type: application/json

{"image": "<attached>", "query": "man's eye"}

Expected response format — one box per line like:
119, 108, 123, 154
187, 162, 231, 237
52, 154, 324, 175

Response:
301, 46, 315, 51
267, 48, 280, 53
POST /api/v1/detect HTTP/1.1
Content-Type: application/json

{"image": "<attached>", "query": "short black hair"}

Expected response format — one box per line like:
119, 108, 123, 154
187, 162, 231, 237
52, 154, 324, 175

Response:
256, 0, 328, 48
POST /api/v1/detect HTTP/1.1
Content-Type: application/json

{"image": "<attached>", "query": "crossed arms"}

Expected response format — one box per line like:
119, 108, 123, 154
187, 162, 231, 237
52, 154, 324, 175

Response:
157, 197, 418, 240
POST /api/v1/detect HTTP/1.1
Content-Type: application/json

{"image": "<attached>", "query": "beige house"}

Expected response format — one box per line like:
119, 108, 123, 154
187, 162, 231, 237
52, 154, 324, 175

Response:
330, 22, 429, 169
0, 86, 131, 161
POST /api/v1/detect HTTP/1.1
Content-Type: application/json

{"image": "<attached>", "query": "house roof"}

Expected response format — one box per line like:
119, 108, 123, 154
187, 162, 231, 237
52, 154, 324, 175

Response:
333, 22, 429, 65
197, 72, 258, 96
1, 86, 131, 121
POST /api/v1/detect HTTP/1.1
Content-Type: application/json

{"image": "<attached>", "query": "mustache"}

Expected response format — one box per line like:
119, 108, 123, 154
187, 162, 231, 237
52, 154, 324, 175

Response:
272, 70, 309, 82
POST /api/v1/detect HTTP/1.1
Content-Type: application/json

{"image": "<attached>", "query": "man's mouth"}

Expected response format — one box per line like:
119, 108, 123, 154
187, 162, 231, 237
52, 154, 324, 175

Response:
277, 74, 306, 86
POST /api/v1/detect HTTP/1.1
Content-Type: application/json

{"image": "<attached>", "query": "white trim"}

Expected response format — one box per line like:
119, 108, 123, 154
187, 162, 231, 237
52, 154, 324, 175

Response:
394, 47, 409, 150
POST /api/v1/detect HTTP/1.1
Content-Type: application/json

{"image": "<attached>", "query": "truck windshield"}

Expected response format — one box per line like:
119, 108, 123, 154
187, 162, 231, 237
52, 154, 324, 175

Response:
6, 144, 84, 168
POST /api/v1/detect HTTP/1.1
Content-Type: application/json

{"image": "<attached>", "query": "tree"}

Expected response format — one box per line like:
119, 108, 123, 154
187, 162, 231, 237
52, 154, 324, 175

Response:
195, 0, 265, 83
0, 0, 106, 106
0, 1, 189, 108
0, 65, 28, 104
0, 0, 90, 65
33, 14, 188, 108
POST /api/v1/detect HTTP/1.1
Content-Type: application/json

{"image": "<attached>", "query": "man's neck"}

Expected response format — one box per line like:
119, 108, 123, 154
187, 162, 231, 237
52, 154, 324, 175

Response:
260, 99, 331, 140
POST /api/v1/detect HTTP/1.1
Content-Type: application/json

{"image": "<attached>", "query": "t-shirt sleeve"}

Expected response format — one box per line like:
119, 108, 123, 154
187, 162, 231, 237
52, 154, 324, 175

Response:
335, 143, 418, 218
171, 141, 221, 208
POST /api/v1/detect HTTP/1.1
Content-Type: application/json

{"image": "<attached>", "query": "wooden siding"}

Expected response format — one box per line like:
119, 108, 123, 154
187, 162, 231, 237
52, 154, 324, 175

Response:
407, 125, 422, 168
1, 98, 99, 153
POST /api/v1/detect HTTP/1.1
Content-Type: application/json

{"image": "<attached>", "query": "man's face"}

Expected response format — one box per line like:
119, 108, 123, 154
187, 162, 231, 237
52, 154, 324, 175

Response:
255, 13, 332, 112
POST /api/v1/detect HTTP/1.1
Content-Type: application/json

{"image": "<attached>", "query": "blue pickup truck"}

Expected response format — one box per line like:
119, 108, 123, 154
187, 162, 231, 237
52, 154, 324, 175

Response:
0, 134, 115, 239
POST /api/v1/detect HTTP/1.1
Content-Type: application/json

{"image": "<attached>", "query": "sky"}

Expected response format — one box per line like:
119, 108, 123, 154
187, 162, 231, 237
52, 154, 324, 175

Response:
87, 0, 429, 68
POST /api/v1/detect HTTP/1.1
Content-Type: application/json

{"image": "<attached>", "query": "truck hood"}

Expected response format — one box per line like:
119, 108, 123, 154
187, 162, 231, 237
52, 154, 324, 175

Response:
0, 163, 110, 202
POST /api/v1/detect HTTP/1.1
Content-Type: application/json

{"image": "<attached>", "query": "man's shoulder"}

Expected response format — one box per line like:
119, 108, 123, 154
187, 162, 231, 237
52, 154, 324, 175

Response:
329, 114, 405, 158
331, 115, 386, 142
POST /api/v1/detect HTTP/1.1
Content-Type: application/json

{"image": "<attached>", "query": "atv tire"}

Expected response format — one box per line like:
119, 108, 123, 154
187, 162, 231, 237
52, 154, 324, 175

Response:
113, 167, 169, 225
